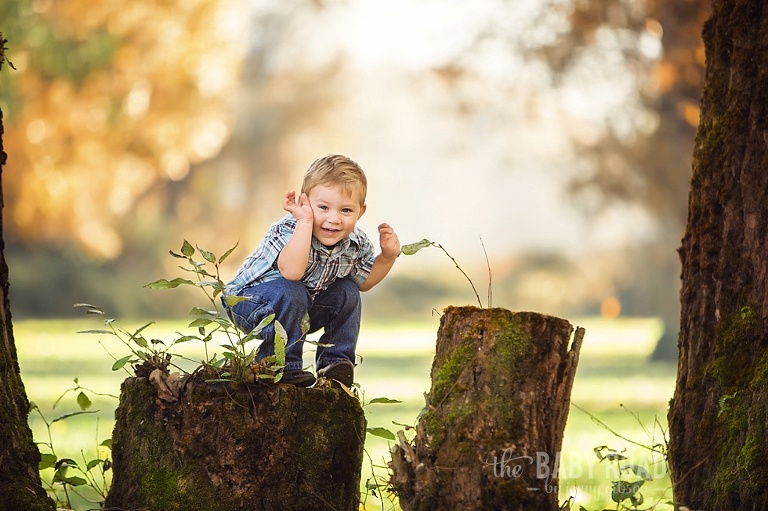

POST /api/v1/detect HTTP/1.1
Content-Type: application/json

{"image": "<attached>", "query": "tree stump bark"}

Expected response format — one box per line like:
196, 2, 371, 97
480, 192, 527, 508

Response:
105, 371, 366, 511
389, 306, 584, 511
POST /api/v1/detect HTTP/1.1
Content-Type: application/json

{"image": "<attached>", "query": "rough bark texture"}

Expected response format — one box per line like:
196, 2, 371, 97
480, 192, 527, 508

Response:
668, 1, 768, 509
105, 371, 366, 511
0, 98, 56, 509
389, 306, 583, 511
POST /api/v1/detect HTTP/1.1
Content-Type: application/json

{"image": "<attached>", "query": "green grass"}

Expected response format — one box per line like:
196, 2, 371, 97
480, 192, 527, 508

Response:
15, 316, 676, 511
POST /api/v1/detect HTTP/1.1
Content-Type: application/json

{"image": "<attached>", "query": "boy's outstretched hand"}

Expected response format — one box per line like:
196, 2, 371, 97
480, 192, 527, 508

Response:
283, 191, 313, 223
378, 223, 400, 259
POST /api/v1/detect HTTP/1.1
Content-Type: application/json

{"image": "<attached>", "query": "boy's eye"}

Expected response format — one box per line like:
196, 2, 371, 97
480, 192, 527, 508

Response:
342, 208, 353, 214
317, 204, 329, 210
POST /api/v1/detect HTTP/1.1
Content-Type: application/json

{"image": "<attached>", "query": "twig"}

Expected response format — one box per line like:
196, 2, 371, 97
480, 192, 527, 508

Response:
479, 236, 492, 308
433, 243, 482, 308
571, 402, 667, 457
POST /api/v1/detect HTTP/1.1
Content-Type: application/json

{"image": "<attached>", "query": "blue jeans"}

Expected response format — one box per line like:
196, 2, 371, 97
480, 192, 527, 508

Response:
224, 277, 361, 371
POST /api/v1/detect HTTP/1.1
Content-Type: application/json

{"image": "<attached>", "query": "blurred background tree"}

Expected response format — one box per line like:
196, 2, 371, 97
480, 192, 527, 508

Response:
0, 0, 336, 317
423, 0, 708, 358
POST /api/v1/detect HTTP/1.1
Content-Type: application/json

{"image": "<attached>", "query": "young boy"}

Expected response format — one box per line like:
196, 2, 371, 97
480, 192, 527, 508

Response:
223, 154, 400, 387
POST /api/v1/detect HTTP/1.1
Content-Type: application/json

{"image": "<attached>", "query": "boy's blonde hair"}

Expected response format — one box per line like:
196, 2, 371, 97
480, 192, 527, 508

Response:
301, 154, 367, 205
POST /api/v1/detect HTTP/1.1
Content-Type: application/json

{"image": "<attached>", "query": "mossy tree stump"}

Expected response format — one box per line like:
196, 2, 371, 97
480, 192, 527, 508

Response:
105, 372, 366, 511
390, 306, 584, 511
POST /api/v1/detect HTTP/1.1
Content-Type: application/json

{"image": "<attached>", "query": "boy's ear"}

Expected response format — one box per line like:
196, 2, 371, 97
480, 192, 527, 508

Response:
358, 204, 367, 219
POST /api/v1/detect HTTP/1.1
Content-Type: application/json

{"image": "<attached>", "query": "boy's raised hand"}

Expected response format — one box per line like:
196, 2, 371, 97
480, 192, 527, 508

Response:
378, 223, 400, 260
283, 191, 313, 223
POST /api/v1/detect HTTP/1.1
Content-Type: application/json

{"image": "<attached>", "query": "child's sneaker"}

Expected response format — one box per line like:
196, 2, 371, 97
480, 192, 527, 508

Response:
280, 369, 316, 387
318, 360, 354, 387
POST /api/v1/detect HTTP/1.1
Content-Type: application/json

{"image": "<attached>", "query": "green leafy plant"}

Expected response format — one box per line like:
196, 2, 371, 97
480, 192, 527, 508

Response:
75, 304, 190, 375
358, 394, 406, 510
32, 379, 115, 509
78, 240, 292, 384
570, 404, 672, 511
591, 446, 652, 510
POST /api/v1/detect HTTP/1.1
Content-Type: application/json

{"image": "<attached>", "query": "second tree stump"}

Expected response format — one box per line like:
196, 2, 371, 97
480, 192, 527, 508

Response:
390, 306, 584, 511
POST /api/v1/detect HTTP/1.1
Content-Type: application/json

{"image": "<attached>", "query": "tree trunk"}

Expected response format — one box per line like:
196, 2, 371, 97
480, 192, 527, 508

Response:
668, 1, 768, 509
0, 84, 56, 509
105, 370, 367, 511
389, 306, 583, 511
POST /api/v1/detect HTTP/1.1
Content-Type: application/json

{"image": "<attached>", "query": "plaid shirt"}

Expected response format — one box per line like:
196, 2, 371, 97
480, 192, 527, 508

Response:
225, 214, 375, 297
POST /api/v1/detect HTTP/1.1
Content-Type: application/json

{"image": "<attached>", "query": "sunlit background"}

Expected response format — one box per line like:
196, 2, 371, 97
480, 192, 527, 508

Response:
1, 0, 707, 344
2, 0, 709, 508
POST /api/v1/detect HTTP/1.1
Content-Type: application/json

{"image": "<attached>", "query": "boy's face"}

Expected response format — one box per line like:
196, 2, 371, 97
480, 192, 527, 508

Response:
306, 184, 366, 247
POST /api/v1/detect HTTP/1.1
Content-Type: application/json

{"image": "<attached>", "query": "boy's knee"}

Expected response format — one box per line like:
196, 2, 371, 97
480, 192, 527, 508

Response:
337, 279, 362, 308
276, 278, 312, 308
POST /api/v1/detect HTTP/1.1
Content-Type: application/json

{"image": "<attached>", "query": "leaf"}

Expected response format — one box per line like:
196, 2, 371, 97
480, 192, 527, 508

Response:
86, 458, 104, 471
274, 320, 287, 366
76, 391, 92, 411
144, 277, 195, 289
593, 446, 607, 460
611, 479, 644, 503
55, 458, 78, 470
100, 438, 112, 449
218, 242, 239, 264
62, 476, 88, 486
366, 427, 396, 441
173, 335, 199, 344
621, 464, 653, 481
112, 355, 135, 371
77, 329, 115, 335
124, 322, 154, 342
225, 294, 249, 308
197, 245, 216, 263
368, 397, 403, 405
73, 302, 102, 311
189, 307, 215, 316
400, 239, 433, 256
73, 303, 105, 315
39, 453, 58, 470
252, 313, 276, 335
181, 240, 195, 257
189, 317, 213, 329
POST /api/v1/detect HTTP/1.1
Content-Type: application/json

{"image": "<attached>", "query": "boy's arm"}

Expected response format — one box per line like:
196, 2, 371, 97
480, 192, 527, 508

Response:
277, 192, 313, 280
359, 223, 400, 291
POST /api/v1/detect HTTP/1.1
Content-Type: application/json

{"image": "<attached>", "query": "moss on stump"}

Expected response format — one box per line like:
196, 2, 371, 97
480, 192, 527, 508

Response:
105, 373, 366, 511
389, 306, 584, 511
